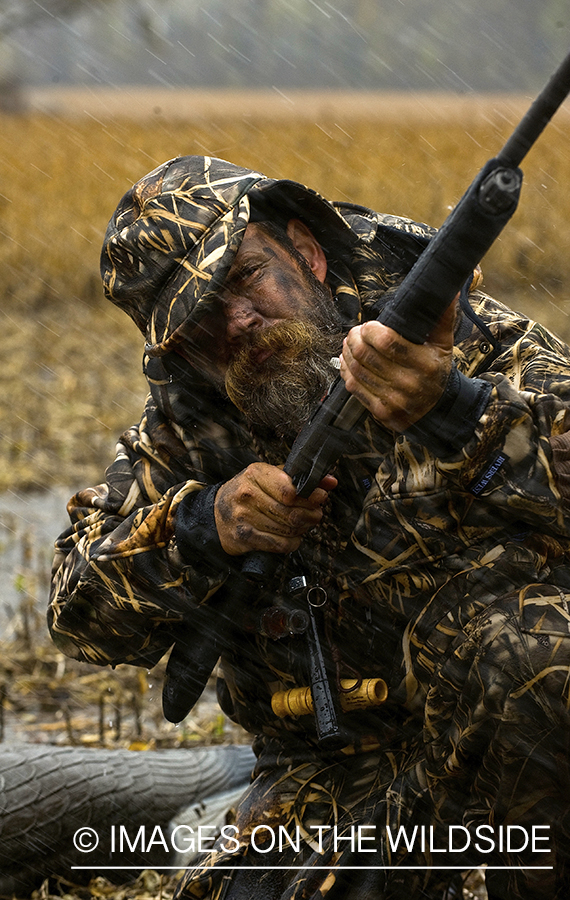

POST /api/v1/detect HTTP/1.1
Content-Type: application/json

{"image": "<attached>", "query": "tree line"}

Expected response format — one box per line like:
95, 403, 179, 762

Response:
2, 0, 569, 92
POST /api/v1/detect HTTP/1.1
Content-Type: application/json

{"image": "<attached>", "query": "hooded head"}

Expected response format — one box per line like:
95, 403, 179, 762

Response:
100, 155, 358, 359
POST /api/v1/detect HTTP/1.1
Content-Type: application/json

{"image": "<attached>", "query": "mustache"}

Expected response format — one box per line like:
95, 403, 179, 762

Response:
224, 320, 343, 437
233, 320, 326, 364
225, 321, 337, 406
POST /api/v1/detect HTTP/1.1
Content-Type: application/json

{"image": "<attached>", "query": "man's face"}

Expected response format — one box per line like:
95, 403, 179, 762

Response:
197, 221, 344, 439
219, 221, 331, 347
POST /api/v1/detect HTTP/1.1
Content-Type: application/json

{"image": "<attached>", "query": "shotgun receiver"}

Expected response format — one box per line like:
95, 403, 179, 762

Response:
163, 49, 570, 736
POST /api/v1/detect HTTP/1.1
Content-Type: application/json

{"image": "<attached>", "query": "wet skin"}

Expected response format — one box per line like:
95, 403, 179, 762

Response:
210, 219, 455, 556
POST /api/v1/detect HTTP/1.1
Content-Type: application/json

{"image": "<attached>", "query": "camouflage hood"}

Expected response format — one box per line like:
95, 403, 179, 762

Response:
101, 155, 360, 358
100, 155, 435, 359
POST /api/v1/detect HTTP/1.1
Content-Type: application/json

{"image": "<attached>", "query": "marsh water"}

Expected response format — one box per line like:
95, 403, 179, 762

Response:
0, 487, 72, 639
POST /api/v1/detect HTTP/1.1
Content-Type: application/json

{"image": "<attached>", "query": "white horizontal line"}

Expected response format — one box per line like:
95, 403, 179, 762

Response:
71, 865, 554, 871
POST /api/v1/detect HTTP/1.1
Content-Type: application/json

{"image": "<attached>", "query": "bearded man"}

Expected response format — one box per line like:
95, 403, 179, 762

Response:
49, 156, 570, 900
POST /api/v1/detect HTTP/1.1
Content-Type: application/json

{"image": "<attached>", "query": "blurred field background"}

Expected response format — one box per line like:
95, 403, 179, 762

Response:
1, 89, 570, 493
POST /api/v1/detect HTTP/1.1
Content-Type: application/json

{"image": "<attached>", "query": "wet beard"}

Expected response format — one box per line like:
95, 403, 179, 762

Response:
225, 319, 344, 440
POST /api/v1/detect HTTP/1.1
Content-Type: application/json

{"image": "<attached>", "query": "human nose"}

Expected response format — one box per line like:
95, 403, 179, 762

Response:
224, 296, 265, 342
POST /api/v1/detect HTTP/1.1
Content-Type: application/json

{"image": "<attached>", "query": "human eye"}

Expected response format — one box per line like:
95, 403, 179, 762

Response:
238, 264, 259, 279
232, 261, 264, 289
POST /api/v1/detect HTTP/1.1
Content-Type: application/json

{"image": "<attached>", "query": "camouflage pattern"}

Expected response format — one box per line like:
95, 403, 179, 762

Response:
100, 155, 361, 358
49, 157, 570, 898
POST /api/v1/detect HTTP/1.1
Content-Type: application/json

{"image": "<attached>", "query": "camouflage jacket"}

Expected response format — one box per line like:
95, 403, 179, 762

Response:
49, 206, 570, 749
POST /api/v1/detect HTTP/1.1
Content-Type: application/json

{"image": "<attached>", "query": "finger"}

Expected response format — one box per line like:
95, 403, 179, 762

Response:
262, 471, 337, 512
318, 474, 338, 492
231, 519, 307, 555
339, 356, 392, 420
341, 335, 407, 400
340, 336, 452, 430
227, 497, 321, 554
341, 331, 405, 404
350, 320, 454, 393
259, 500, 325, 533
253, 474, 326, 523
215, 465, 326, 555
426, 295, 458, 349
353, 322, 412, 368
295, 474, 338, 509
215, 490, 309, 555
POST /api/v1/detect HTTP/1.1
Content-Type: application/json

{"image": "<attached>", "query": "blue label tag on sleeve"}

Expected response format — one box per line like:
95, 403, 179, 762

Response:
469, 452, 509, 496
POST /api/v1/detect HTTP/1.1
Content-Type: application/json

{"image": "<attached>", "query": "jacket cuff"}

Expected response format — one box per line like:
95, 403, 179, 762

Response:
404, 366, 492, 457
175, 484, 235, 572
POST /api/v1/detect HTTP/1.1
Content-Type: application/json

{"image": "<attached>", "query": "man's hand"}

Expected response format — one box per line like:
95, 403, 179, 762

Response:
214, 463, 337, 556
339, 300, 457, 431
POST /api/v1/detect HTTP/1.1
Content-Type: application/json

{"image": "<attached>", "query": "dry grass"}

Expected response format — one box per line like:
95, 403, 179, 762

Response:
0, 558, 247, 749
1, 89, 570, 491
24, 869, 486, 900
28, 870, 181, 900
0, 300, 144, 491
1, 636, 244, 750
